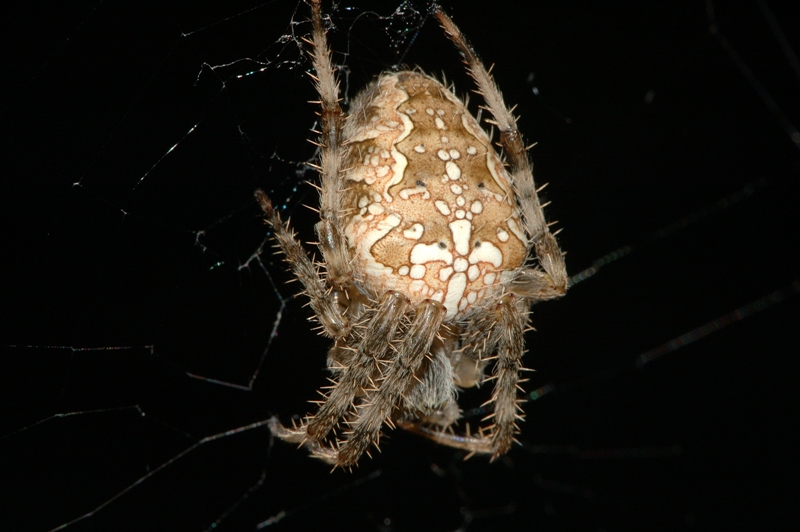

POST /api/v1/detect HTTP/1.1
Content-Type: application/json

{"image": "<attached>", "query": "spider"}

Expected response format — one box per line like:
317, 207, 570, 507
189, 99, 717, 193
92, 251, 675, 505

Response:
256, 0, 567, 468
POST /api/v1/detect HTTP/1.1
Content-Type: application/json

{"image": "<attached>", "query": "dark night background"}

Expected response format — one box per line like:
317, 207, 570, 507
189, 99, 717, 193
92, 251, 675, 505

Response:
3, 1, 799, 530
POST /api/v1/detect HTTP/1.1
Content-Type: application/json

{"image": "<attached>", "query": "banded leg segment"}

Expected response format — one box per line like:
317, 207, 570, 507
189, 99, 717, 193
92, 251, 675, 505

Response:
401, 295, 528, 459
434, 9, 567, 295
486, 295, 528, 458
307, 0, 352, 282
256, 190, 348, 337
434, 9, 541, 238
306, 291, 410, 440
336, 300, 446, 466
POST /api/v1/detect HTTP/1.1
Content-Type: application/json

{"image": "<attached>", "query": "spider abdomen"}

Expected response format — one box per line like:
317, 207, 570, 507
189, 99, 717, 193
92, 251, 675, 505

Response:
342, 72, 528, 319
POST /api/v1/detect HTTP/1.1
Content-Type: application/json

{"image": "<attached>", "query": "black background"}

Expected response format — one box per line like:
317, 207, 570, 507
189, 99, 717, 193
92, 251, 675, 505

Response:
3, 1, 799, 530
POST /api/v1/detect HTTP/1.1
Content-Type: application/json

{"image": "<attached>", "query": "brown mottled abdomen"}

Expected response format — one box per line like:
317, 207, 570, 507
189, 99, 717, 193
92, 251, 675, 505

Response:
342, 72, 527, 319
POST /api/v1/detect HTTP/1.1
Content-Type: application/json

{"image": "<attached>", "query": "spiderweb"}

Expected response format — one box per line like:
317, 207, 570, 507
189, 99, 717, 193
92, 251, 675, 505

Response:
4, 1, 799, 530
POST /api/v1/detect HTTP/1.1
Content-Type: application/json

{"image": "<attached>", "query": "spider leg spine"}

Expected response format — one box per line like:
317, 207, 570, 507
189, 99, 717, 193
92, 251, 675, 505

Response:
306, 291, 409, 441
434, 8, 567, 295
255, 190, 349, 338
336, 300, 446, 466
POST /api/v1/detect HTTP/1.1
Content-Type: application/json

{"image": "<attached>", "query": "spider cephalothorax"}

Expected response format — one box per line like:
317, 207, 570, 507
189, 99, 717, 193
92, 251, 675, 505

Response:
257, 0, 567, 468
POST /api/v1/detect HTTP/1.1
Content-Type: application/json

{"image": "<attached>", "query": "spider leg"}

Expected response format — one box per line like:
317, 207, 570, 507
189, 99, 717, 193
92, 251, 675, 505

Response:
306, 291, 409, 441
401, 294, 528, 459
484, 294, 529, 458
307, 0, 353, 285
255, 191, 348, 337
336, 300, 446, 467
435, 9, 568, 297
266, 291, 411, 463
267, 416, 341, 465
396, 421, 492, 455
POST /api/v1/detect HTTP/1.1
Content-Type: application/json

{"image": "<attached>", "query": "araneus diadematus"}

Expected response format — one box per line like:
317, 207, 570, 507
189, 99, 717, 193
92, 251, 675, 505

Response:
256, 0, 567, 468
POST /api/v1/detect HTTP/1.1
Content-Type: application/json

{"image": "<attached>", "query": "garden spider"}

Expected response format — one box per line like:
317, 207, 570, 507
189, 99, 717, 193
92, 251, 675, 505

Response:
256, 0, 567, 468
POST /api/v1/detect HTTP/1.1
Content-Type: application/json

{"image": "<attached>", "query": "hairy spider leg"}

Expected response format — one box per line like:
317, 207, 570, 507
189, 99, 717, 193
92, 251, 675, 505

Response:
306, 291, 409, 441
337, 300, 446, 466
435, 9, 567, 299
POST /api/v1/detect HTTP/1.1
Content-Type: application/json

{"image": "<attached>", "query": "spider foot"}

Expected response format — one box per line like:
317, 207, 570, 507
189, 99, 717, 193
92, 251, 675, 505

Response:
268, 416, 370, 468
268, 415, 310, 444
397, 419, 518, 461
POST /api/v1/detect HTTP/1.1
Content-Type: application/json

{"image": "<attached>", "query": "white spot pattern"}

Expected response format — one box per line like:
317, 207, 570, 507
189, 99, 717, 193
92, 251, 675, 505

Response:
445, 161, 461, 180
343, 72, 527, 319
